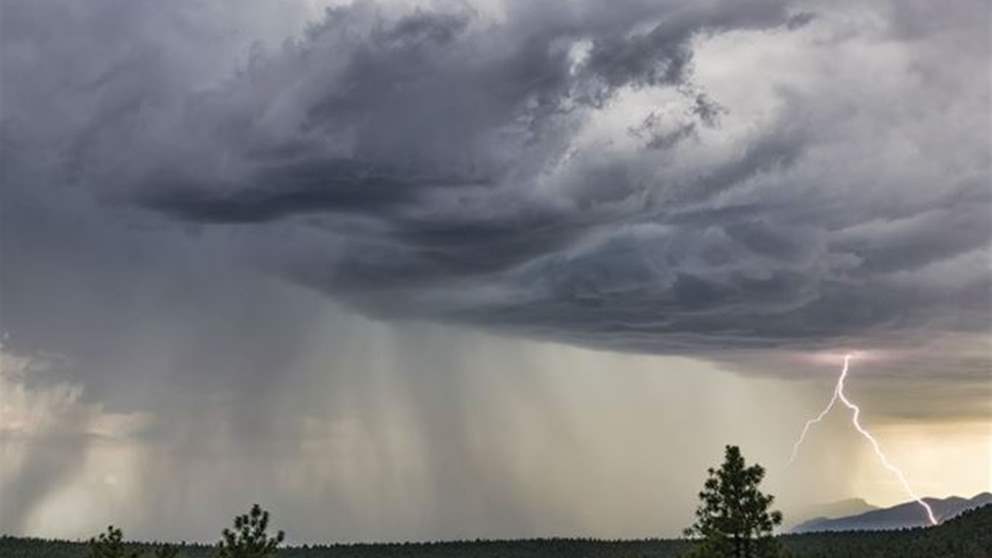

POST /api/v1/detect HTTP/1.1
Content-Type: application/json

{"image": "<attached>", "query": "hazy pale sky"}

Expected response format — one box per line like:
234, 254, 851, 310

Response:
1, 0, 990, 542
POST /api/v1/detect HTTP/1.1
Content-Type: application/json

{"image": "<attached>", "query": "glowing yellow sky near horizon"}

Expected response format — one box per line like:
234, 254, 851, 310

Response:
850, 421, 992, 505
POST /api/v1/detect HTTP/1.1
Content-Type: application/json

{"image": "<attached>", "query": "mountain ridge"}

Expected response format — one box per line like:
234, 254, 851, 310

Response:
791, 492, 992, 533
786, 498, 878, 530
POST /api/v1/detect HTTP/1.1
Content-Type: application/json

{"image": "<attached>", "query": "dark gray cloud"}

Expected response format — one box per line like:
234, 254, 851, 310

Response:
2, 0, 988, 362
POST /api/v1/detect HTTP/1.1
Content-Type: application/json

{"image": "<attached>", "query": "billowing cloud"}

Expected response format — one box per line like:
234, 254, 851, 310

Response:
3, 0, 987, 360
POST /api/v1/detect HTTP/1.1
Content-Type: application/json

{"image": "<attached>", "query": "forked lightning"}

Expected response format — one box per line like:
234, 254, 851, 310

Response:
787, 354, 937, 526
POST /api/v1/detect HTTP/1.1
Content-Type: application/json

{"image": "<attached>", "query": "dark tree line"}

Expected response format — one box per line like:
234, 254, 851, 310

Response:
85, 504, 284, 558
2, 506, 989, 558
2, 446, 988, 558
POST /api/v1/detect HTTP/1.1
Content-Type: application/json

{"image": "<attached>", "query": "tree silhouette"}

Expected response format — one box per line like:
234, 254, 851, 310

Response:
216, 504, 285, 558
683, 445, 785, 558
87, 526, 183, 558
87, 526, 139, 558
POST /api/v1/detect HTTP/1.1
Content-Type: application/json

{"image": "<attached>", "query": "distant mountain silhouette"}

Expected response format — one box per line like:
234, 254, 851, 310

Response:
791, 492, 992, 532
786, 498, 878, 530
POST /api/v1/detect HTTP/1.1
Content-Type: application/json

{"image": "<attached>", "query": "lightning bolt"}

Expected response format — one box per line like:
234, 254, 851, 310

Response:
787, 354, 938, 526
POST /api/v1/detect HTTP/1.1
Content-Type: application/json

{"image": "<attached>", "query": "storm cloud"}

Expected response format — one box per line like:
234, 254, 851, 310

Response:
3, 0, 989, 361
0, 0, 989, 541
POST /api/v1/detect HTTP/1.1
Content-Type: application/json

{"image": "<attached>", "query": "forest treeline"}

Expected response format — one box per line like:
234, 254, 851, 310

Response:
2, 447, 988, 558
3, 506, 990, 558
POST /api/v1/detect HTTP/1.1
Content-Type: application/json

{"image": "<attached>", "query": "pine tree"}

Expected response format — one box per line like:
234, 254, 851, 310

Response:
87, 526, 183, 558
683, 445, 785, 558
87, 526, 139, 558
216, 504, 285, 558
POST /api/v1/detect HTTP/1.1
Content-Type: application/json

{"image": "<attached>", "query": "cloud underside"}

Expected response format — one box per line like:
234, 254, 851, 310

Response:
2, 0, 990, 359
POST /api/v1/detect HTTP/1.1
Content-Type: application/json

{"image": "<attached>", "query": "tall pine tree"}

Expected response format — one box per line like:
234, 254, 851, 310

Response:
684, 445, 785, 558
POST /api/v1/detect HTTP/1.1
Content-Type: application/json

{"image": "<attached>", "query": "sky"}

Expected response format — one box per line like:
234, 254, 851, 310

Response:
1, 0, 990, 543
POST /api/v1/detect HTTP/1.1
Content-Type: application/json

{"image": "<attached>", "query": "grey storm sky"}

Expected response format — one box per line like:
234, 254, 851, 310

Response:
0, 0, 990, 543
